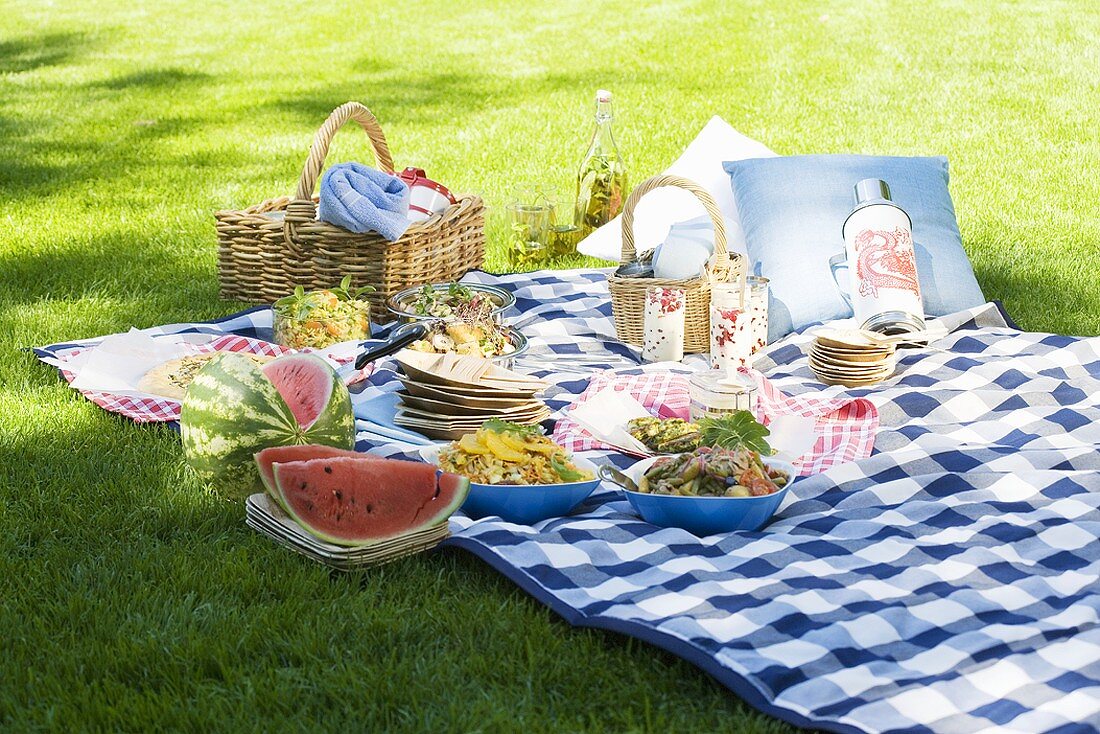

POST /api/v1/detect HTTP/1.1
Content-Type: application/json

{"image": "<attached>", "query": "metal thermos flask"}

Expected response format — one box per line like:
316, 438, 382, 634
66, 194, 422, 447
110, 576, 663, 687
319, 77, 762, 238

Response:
840, 179, 925, 335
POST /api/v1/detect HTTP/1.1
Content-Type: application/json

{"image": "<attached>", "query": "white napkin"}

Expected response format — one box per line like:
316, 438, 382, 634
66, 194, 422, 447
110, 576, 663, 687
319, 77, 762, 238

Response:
651, 215, 717, 280
766, 415, 818, 464
69, 329, 192, 395
63, 326, 364, 398
565, 387, 653, 455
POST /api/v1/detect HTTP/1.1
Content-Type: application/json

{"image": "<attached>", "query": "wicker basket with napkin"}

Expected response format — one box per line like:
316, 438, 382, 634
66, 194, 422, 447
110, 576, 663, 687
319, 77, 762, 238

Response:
608, 174, 745, 353
215, 101, 486, 322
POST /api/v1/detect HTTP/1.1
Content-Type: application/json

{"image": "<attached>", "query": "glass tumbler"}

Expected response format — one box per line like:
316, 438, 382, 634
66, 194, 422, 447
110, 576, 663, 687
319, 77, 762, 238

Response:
507, 193, 554, 270
642, 286, 686, 363
709, 282, 753, 374
746, 275, 770, 357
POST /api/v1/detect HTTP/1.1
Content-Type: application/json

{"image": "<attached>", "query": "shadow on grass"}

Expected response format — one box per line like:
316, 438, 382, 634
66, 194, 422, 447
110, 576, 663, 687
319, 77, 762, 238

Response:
0, 156, 91, 200
970, 247, 1100, 336
0, 57, 222, 202
0, 405, 234, 560
0, 31, 91, 74
0, 230, 215, 307
0, 120, 206, 201
0, 113, 241, 202
264, 63, 646, 125
965, 204, 1100, 337
0, 33, 97, 196
88, 67, 213, 90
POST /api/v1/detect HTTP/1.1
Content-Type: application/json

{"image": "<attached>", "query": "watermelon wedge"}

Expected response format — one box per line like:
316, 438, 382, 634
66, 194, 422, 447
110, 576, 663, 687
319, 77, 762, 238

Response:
272, 457, 470, 547
254, 445, 380, 512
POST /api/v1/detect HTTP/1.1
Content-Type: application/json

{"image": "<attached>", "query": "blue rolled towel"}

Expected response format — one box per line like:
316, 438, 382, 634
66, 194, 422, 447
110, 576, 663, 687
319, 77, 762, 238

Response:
318, 162, 411, 241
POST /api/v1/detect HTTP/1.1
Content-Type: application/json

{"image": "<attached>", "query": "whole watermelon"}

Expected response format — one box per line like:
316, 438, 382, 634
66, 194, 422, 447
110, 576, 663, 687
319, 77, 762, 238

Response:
181, 352, 355, 498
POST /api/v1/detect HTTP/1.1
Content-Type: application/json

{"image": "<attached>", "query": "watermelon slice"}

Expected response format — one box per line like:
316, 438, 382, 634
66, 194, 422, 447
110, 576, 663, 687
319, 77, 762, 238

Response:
261, 354, 334, 429
254, 445, 380, 512
272, 457, 470, 547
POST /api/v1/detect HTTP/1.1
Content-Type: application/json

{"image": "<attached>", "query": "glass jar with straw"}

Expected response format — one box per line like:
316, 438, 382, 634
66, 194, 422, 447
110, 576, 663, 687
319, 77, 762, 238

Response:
746, 275, 770, 357
709, 281, 753, 373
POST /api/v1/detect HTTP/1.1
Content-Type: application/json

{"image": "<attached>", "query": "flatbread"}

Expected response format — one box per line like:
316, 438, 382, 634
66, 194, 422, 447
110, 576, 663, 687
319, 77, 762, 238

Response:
138, 353, 271, 400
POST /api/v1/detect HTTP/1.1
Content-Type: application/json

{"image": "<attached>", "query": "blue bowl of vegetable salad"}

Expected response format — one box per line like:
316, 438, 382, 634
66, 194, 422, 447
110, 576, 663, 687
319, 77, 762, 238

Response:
457, 458, 601, 525
620, 449, 796, 535
420, 423, 601, 525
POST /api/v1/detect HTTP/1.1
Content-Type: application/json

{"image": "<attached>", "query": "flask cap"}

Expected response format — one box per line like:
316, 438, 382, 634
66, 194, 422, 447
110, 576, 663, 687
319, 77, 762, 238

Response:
854, 178, 891, 205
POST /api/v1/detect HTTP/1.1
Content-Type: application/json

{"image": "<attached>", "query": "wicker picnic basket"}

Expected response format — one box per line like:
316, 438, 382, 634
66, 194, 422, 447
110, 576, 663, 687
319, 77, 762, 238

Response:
607, 174, 745, 353
215, 102, 486, 321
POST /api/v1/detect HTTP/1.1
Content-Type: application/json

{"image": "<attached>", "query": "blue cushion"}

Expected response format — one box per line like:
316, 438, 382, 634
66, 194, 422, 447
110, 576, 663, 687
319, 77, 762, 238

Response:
723, 155, 985, 341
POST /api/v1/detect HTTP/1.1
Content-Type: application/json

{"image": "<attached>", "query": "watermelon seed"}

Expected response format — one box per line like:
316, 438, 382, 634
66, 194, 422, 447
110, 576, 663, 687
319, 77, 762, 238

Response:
334, 489, 343, 501
324, 466, 332, 474
366, 504, 374, 514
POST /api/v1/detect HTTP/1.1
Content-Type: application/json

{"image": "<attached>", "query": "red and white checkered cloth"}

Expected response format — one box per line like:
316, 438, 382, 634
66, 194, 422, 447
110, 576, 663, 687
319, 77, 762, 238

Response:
553, 368, 878, 476
552, 371, 692, 455
747, 369, 879, 476
53, 335, 295, 424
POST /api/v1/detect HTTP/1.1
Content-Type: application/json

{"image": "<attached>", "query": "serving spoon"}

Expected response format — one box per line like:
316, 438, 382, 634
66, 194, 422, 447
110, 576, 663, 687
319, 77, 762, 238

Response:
598, 464, 640, 493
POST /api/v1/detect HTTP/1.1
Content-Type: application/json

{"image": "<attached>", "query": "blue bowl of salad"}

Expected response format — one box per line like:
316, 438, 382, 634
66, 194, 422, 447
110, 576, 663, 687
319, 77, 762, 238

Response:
619, 449, 795, 536
458, 462, 601, 525
420, 422, 601, 525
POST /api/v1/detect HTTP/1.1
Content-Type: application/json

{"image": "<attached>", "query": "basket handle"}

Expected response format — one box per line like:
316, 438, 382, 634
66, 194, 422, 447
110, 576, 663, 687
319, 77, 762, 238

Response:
620, 174, 728, 265
292, 101, 395, 201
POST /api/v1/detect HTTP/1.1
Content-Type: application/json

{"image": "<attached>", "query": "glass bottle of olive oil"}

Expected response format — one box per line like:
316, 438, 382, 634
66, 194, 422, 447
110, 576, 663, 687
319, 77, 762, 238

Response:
574, 90, 627, 236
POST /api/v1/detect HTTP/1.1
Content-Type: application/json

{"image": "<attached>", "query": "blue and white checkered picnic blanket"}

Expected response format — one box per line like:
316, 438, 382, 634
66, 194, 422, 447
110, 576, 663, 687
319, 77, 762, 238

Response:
35, 269, 1100, 733
357, 271, 1100, 734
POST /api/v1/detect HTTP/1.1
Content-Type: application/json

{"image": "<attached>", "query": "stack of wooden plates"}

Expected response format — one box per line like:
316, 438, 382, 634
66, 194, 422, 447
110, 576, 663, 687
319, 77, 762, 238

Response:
393, 351, 550, 440
245, 493, 449, 571
809, 328, 897, 388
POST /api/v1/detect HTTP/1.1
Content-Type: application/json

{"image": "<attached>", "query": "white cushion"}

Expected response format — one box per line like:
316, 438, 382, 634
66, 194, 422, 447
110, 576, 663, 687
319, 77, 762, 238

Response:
576, 116, 778, 263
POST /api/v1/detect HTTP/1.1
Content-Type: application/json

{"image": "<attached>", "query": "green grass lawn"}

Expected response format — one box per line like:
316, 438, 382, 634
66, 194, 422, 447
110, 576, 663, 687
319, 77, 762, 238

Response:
3, 1, 1099, 731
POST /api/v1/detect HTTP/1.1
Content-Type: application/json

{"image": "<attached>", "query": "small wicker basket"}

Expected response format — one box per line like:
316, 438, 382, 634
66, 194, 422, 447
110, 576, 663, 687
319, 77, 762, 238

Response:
607, 174, 745, 353
215, 102, 486, 322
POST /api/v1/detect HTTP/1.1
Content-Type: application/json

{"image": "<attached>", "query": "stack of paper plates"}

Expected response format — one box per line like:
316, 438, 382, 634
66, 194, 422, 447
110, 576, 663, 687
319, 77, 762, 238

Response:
809, 328, 897, 388
393, 351, 550, 440
245, 493, 449, 571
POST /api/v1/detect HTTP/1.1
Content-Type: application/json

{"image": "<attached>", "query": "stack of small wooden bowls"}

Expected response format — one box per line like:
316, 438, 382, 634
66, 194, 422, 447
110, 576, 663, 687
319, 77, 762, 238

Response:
809, 329, 897, 388
392, 351, 550, 440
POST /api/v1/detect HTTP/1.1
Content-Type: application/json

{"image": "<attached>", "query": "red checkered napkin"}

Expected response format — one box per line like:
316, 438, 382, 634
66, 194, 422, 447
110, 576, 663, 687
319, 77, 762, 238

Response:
553, 369, 878, 476
746, 369, 878, 476
55, 335, 294, 424
552, 371, 692, 454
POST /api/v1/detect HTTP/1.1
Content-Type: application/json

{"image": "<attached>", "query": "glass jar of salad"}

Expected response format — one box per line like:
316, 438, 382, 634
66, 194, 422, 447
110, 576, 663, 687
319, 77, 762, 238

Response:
272, 276, 374, 350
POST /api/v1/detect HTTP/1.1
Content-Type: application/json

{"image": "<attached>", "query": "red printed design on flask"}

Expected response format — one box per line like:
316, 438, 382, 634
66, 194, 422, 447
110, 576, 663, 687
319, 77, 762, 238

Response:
853, 227, 920, 299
